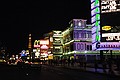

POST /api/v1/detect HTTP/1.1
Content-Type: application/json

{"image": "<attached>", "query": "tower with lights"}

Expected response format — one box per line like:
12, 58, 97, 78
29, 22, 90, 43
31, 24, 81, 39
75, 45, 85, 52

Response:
28, 33, 32, 59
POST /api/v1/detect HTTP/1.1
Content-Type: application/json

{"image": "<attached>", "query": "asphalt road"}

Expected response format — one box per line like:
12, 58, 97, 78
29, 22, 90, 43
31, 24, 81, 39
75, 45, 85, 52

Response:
0, 64, 120, 80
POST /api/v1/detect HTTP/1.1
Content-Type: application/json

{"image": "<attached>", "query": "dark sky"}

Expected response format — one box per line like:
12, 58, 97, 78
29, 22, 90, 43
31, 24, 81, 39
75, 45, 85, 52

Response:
0, 0, 91, 54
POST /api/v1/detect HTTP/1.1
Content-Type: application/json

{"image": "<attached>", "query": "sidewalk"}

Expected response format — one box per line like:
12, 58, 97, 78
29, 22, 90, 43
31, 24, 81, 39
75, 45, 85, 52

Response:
45, 63, 120, 76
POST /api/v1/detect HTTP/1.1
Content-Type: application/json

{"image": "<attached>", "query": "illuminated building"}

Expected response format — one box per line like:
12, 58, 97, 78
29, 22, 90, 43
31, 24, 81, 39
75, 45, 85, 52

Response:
62, 19, 99, 61
52, 30, 63, 60
43, 32, 53, 60
40, 39, 49, 60
43, 30, 63, 60
62, 25, 73, 59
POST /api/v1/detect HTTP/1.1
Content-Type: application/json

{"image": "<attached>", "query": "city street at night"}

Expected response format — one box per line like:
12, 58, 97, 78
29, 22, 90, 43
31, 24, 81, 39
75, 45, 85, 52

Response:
0, 64, 120, 80
1, 0, 120, 80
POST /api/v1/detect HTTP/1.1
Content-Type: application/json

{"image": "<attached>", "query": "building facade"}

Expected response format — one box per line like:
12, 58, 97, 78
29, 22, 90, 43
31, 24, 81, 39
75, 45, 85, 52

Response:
62, 19, 100, 62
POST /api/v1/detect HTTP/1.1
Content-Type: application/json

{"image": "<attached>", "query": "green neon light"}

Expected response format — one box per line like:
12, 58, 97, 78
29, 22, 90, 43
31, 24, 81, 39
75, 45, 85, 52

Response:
96, 14, 100, 20
96, 35, 99, 41
93, 0, 100, 42
95, 7, 99, 13
95, 0, 99, 6
95, 21, 99, 26
96, 28, 100, 41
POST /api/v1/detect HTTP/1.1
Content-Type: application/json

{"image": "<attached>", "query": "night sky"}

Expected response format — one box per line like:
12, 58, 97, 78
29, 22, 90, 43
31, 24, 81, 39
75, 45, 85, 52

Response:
0, 0, 91, 54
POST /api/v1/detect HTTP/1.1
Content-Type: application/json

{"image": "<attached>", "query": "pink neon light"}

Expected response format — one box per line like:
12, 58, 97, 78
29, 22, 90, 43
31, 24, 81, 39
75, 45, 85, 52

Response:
40, 45, 48, 49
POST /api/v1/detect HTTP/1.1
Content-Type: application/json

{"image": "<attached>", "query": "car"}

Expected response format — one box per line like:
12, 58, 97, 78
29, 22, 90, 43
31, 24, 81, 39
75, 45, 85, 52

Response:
0, 58, 7, 65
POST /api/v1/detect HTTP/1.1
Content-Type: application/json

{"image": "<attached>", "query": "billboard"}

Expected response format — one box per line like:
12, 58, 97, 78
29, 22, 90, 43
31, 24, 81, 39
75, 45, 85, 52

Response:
101, 0, 120, 13
101, 0, 120, 26
40, 39, 49, 45
100, 0, 120, 50
91, 0, 120, 50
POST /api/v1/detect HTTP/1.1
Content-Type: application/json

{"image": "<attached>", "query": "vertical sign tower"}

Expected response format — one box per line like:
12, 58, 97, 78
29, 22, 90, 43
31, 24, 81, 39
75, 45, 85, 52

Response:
91, 0, 101, 51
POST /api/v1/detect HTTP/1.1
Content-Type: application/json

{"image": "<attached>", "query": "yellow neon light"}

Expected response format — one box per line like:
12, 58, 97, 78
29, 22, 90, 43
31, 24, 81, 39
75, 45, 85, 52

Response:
102, 26, 111, 31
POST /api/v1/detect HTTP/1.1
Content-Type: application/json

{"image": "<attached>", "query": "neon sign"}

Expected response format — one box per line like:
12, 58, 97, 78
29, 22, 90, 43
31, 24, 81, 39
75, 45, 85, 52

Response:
91, 0, 120, 50
96, 42, 120, 50
91, 0, 101, 51
102, 33, 120, 41
40, 45, 49, 49
40, 40, 49, 45
102, 26, 111, 31
34, 40, 40, 48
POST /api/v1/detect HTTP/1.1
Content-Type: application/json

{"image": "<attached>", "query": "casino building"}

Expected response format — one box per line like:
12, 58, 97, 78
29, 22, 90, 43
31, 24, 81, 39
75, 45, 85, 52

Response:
62, 19, 100, 62
43, 19, 100, 62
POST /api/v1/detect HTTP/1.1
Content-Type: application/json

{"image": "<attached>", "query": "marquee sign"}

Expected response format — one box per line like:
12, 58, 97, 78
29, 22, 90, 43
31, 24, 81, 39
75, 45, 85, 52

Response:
91, 0, 101, 51
91, 0, 120, 50
101, 0, 120, 13
102, 33, 120, 41
96, 42, 120, 50
40, 40, 49, 45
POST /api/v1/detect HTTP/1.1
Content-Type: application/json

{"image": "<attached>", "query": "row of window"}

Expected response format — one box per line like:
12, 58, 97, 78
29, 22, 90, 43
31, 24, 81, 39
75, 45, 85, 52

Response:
74, 31, 92, 38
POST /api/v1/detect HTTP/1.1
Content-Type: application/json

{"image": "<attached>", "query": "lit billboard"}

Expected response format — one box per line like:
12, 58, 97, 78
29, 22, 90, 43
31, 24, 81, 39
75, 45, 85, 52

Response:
101, 0, 120, 26
91, 0, 120, 50
101, 0, 120, 13
40, 39, 49, 45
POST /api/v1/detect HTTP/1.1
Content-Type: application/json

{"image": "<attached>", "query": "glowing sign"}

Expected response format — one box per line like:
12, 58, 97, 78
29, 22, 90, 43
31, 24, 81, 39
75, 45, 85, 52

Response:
91, 0, 101, 51
102, 33, 120, 41
101, 0, 120, 13
40, 45, 49, 49
40, 40, 49, 45
34, 40, 40, 48
102, 26, 111, 31
96, 42, 120, 50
